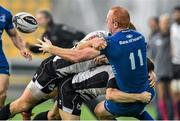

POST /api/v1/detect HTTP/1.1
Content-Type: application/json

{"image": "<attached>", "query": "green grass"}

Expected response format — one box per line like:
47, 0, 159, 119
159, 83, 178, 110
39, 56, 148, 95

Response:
9, 100, 156, 120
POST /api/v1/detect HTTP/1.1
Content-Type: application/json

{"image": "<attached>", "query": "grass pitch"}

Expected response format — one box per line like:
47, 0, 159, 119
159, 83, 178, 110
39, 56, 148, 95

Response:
10, 100, 156, 120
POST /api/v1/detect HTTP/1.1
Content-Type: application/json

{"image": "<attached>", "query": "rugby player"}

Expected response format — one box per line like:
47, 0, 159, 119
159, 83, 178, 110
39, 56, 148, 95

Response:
37, 6, 155, 120
0, 6, 32, 109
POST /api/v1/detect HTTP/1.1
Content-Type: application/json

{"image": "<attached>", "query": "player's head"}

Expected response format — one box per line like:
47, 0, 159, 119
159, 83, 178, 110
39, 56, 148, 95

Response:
106, 6, 130, 33
36, 10, 54, 27
172, 6, 180, 24
148, 17, 159, 32
159, 14, 170, 33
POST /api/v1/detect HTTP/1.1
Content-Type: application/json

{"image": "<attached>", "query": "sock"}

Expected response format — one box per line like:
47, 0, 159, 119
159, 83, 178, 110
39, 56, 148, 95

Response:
22, 108, 32, 120
172, 99, 179, 120
167, 98, 173, 120
135, 111, 154, 120
178, 101, 180, 119
158, 99, 168, 120
33, 111, 49, 120
0, 103, 11, 120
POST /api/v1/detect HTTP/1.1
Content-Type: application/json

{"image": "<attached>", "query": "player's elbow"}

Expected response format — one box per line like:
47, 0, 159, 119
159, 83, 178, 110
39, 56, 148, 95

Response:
106, 88, 115, 100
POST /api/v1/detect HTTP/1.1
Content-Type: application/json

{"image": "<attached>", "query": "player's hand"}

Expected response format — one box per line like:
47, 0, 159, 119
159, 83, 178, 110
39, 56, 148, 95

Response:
20, 48, 32, 61
140, 91, 152, 103
148, 71, 156, 88
93, 55, 108, 65
35, 37, 52, 53
91, 37, 107, 50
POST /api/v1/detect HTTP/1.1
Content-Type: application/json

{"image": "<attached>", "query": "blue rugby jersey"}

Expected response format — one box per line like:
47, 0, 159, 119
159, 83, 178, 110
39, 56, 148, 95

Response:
102, 29, 149, 93
0, 6, 14, 74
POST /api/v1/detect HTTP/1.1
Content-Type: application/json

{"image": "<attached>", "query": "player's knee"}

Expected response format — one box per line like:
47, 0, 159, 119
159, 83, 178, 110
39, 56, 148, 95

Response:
94, 105, 104, 118
0, 90, 7, 100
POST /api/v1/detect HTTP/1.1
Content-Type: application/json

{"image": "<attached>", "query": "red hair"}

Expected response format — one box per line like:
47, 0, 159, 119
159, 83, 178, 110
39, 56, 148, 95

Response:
110, 6, 130, 28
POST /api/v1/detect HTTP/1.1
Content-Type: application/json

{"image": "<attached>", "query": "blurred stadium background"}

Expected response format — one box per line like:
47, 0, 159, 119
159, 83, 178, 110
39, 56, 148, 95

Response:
0, 0, 180, 120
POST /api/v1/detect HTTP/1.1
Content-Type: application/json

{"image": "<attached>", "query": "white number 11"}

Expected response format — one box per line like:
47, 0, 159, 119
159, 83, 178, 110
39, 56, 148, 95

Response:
129, 49, 144, 70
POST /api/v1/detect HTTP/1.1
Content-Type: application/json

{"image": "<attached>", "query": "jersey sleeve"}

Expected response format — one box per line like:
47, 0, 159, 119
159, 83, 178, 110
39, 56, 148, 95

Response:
107, 78, 118, 89
5, 12, 14, 31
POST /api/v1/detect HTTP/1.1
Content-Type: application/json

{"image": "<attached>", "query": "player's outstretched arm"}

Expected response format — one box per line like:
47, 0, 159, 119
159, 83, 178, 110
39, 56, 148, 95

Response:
106, 88, 152, 103
6, 28, 32, 60
35, 37, 105, 62
76, 37, 107, 50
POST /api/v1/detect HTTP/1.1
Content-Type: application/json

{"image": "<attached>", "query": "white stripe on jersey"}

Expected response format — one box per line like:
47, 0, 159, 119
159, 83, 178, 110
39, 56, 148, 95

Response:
72, 65, 114, 84
53, 56, 96, 78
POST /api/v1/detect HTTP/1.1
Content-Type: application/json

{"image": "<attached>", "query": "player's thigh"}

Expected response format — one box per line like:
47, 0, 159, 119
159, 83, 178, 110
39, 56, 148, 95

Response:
10, 86, 43, 114
94, 101, 113, 118
0, 74, 9, 93
59, 109, 80, 120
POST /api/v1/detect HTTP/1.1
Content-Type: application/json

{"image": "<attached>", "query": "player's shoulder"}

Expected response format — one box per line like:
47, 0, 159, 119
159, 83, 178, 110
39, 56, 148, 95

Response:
0, 6, 12, 16
127, 29, 145, 41
128, 29, 143, 36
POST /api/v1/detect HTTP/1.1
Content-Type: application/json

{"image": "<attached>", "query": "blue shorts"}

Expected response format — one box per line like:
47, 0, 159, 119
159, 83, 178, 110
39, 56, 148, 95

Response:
104, 87, 155, 117
0, 54, 10, 75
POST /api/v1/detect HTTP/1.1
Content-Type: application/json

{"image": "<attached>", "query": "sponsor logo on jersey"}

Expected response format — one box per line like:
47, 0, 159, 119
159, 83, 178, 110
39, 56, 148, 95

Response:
119, 35, 143, 45
126, 34, 133, 38
0, 15, 6, 23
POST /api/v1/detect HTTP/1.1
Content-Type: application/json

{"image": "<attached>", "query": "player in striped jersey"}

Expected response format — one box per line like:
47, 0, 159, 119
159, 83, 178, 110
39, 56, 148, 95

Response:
0, 30, 111, 120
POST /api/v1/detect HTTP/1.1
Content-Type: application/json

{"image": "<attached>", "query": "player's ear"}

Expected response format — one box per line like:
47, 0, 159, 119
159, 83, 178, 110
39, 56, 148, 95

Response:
113, 21, 119, 29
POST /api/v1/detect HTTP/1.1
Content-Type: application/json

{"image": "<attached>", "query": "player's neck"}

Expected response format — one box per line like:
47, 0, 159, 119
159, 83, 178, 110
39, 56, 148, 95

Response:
112, 28, 128, 34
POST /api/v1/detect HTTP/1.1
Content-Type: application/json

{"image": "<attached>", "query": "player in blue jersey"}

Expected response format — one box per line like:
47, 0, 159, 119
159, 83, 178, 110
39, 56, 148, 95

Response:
37, 6, 155, 120
0, 6, 32, 108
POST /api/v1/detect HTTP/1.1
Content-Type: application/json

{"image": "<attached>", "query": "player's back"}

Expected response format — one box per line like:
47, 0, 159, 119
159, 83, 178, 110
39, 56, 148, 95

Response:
104, 29, 149, 93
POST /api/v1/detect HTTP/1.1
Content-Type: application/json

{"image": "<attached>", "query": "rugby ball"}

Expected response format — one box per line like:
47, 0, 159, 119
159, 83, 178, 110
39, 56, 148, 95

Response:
13, 12, 38, 33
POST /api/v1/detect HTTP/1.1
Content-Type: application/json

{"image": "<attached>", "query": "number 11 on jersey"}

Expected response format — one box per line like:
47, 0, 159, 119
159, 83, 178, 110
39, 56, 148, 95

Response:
129, 49, 144, 70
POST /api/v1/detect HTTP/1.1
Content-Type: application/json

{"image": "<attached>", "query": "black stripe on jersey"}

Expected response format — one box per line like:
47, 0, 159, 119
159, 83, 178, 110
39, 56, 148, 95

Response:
54, 58, 74, 69
72, 71, 109, 90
